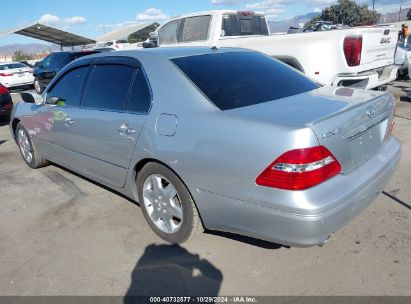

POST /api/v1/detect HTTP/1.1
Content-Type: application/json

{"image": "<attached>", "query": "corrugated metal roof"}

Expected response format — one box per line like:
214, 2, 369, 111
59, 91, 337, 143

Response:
0, 23, 95, 46
95, 23, 159, 43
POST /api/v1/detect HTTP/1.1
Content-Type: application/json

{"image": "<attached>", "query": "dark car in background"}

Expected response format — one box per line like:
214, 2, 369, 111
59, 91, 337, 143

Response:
0, 84, 13, 121
33, 50, 99, 93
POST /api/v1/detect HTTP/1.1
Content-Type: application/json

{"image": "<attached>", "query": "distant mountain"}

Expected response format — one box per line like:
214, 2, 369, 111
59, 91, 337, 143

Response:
379, 7, 410, 23
268, 7, 411, 33
0, 43, 58, 55
268, 12, 320, 33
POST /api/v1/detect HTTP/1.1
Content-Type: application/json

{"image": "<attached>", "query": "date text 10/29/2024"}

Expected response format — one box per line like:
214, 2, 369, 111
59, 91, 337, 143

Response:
149, 296, 257, 303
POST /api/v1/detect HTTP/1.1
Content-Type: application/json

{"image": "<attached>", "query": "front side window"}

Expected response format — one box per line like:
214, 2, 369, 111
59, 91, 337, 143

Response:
158, 19, 181, 45
41, 55, 53, 69
83, 64, 135, 111
172, 51, 319, 110
47, 66, 89, 106
50, 53, 70, 70
181, 15, 211, 42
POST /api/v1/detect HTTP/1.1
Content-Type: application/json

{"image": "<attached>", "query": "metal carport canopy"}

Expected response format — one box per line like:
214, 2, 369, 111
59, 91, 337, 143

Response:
0, 23, 95, 47
95, 23, 159, 43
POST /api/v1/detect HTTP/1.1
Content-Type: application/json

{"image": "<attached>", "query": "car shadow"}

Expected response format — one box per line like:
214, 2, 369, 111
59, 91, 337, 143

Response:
48, 164, 287, 249
123, 244, 223, 301
0, 117, 10, 127
205, 230, 285, 249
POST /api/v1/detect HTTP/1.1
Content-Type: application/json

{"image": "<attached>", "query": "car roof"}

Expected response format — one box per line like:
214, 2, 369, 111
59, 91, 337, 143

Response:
81, 46, 252, 61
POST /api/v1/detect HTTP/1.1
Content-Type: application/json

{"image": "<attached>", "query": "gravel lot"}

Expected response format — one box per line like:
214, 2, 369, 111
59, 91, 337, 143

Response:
0, 83, 410, 296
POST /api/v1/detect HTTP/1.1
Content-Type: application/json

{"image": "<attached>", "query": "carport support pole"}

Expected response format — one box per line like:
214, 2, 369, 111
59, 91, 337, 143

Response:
60, 45, 63, 51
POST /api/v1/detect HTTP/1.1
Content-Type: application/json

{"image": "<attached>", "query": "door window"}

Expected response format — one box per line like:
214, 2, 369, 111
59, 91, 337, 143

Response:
41, 55, 53, 69
127, 69, 151, 113
47, 66, 89, 106
83, 64, 135, 111
158, 19, 181, 45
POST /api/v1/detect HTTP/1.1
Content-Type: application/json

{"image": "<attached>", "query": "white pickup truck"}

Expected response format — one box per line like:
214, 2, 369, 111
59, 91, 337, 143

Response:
146, 10, 399, 89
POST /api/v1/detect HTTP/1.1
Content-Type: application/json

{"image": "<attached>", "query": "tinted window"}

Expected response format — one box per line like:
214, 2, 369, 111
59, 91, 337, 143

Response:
70, 51, 99, 61
83, 64, 135, 111
172, 52, 319, 110
0, 63, 27, 70
158, 19, 181, 45
47, 66, 89, 106
50, 53, 70, 70
41, 54, 53, 69
127, 69, 151, 113
181, 15, 211, 42
221, 14, 269, 36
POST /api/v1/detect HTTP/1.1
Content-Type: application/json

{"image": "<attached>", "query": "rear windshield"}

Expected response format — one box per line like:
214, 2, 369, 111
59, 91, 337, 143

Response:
172, 52, 319, 110
222, 14, 269, 36
0, 63, 27, 70
70, 51, 99, 61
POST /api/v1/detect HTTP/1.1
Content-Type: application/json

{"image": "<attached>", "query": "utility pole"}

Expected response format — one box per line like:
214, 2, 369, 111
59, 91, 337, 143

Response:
372, 0, 376, 11
399, 0, 403, 21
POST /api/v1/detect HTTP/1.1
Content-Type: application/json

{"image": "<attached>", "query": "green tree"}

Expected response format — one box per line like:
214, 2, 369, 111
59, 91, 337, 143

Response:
310, 0, 380, 26
407, 8, 411, 20
13, 50, 33, 62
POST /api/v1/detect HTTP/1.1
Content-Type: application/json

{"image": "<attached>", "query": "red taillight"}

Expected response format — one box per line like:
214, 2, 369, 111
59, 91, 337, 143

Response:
0, 85, 9, 94
256, 146, 341, 190
344, 36, 362, 66
0, 73, 13, 77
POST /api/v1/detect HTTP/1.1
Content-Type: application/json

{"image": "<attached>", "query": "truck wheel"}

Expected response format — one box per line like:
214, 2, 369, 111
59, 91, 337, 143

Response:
137, 162, 200, 243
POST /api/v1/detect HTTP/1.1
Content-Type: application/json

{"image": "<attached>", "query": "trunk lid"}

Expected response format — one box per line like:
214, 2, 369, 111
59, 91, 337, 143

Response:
360, 26, 398, 65
226, 86, 395, 173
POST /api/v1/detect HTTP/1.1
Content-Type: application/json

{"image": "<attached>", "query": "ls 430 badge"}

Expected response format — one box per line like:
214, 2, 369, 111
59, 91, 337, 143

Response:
321, 127, 343, 139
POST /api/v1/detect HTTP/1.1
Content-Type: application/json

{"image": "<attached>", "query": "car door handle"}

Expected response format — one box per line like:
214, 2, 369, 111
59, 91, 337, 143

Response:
118, 123, 135, 135
64, 117, 74, 126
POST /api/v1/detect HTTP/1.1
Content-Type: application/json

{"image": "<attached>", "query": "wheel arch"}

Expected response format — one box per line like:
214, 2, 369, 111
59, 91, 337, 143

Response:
273, 55, 305, 73
131, 157, 206, 229
11, 118, 20, 139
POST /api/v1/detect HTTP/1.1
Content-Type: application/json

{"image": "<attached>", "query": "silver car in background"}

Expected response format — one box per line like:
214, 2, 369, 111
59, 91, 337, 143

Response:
9, 47, 401, 247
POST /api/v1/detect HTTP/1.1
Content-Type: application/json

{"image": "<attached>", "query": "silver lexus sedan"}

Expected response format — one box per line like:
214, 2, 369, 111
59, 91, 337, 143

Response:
9, 47, 401, 247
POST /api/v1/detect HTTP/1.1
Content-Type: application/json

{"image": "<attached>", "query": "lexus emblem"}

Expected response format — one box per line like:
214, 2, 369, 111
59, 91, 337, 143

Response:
367, 105, 376, 118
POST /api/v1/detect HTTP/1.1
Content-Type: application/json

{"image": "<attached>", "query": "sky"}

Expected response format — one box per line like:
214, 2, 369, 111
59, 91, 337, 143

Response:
0, 0, 410, 46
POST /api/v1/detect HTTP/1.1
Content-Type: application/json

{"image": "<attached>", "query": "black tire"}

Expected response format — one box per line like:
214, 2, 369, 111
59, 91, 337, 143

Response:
137, 162, 200, 243
33, 78, 43, 94
15, 123, 48, 169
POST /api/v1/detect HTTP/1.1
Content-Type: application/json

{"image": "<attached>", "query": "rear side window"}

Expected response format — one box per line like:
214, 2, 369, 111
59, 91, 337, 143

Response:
127, 69, 151, 113
221, 14, 269, 36
181, 15, 211, 42
172, 52, 319, 110
47, 66, 89, 106
83, 64, 135, 111
158, 19, 181, 45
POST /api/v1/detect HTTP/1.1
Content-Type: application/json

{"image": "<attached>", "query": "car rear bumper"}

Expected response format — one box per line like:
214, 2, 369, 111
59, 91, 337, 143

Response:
191, 136, 401, 247
333, 65, 398, 90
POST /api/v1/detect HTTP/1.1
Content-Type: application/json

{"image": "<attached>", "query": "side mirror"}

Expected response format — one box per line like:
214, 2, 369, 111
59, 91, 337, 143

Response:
143, 32, 158, 48
142, 41, 157, 48
20, 92, 43, 104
